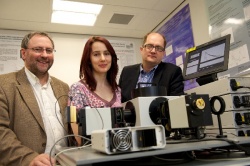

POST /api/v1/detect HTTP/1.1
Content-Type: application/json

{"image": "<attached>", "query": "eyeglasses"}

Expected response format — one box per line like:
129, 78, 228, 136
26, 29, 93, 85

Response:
27, 47, 56, 54
143, 44, 165, 52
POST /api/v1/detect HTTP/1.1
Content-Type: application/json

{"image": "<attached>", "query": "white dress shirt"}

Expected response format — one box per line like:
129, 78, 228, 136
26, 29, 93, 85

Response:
25, 67, 66, 155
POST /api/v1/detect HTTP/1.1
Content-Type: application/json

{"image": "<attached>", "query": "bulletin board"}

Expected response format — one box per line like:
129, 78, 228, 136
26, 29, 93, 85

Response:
0, 34, 24, 74
156, 4, 195, 90
0, 30, 140, 85
205, 0, 250, 77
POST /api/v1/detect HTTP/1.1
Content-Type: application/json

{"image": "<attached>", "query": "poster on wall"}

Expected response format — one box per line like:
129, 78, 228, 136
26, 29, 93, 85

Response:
0, 34, 24, 74
109, 40, 136, 80
156, 4, 195, 90
205, 0, 250, 77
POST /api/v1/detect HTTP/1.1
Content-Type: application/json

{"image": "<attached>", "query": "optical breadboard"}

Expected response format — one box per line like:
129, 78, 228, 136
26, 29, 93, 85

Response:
91, 125, 166, 154
185, 77, 250, 97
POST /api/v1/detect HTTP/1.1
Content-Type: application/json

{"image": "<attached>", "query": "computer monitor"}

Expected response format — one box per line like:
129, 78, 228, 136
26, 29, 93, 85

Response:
182, 34, 231, 85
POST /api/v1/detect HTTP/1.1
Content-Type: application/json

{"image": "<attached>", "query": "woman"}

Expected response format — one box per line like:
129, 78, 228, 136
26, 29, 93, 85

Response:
69, 36, 121, 109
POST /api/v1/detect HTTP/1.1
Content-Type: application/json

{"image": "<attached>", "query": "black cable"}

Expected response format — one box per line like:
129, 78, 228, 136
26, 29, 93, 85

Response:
99, 151, 195, 166
166, 137, 250, 156
222, 138, 250, 156
238, 86, 250, 90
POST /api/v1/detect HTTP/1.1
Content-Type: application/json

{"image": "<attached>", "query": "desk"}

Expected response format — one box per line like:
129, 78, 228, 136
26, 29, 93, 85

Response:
56, 137, 250, 166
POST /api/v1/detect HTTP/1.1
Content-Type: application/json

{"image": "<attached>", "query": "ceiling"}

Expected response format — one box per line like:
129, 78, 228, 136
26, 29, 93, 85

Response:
0, 0, 185, 38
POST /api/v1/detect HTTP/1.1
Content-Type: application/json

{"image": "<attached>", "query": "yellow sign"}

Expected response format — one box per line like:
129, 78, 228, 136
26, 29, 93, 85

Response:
186, 47, 196, 53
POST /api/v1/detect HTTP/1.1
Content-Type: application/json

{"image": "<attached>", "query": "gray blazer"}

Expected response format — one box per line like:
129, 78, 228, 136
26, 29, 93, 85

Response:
0, 68, 69, 166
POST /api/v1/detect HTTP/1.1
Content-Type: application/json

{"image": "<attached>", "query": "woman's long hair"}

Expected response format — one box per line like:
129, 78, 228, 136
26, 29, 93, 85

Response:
79, 36, 119, 92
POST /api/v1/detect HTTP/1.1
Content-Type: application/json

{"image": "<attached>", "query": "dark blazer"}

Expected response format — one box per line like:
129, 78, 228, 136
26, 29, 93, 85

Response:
119, 62, 184, 102
0, 68, 69, 166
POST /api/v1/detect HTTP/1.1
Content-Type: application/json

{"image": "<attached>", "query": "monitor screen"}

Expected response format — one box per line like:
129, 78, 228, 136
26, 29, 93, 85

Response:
182, 34, 231, 81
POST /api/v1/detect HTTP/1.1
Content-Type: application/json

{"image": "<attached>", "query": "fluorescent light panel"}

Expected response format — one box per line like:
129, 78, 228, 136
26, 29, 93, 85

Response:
52, 11, 97, 26
51, 0, 102, 26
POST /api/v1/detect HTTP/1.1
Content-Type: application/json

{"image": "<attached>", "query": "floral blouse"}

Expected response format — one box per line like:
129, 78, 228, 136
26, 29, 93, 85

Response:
68, 80, 122, 109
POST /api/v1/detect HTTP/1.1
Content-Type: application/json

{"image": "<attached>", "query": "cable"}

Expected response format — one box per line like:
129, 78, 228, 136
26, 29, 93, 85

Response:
235, 86, 250, 90
69, 87, 105, 128
196, 157, 250, 162
166, 137, 233, 144
104, 153, 194, 166
153, 151, 196, 162
230, 79, 250, 91
77, 107, 105, 137
49, 134, 91, 166
55, 94, 77, 147
225, 139, 250, 156
167, 136, 250, 157
55, 94, 69, 130
69, 91, 105, 141
54, 144, 92, 164
194, 148, 250, 162
205, 131, 238, 137
94, 108, 104, 130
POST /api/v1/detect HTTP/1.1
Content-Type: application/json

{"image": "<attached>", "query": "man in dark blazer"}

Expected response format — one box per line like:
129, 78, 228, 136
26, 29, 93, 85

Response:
119, 32, 184, 103
0, 32, 71, 166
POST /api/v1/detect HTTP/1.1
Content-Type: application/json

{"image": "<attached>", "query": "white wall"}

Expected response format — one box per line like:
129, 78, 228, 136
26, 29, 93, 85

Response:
0, 29, 142, 86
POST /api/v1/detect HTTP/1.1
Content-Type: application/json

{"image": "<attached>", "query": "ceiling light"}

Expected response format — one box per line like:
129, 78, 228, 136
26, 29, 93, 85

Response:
52, 11, 97, 26
51, 0, 103, 26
